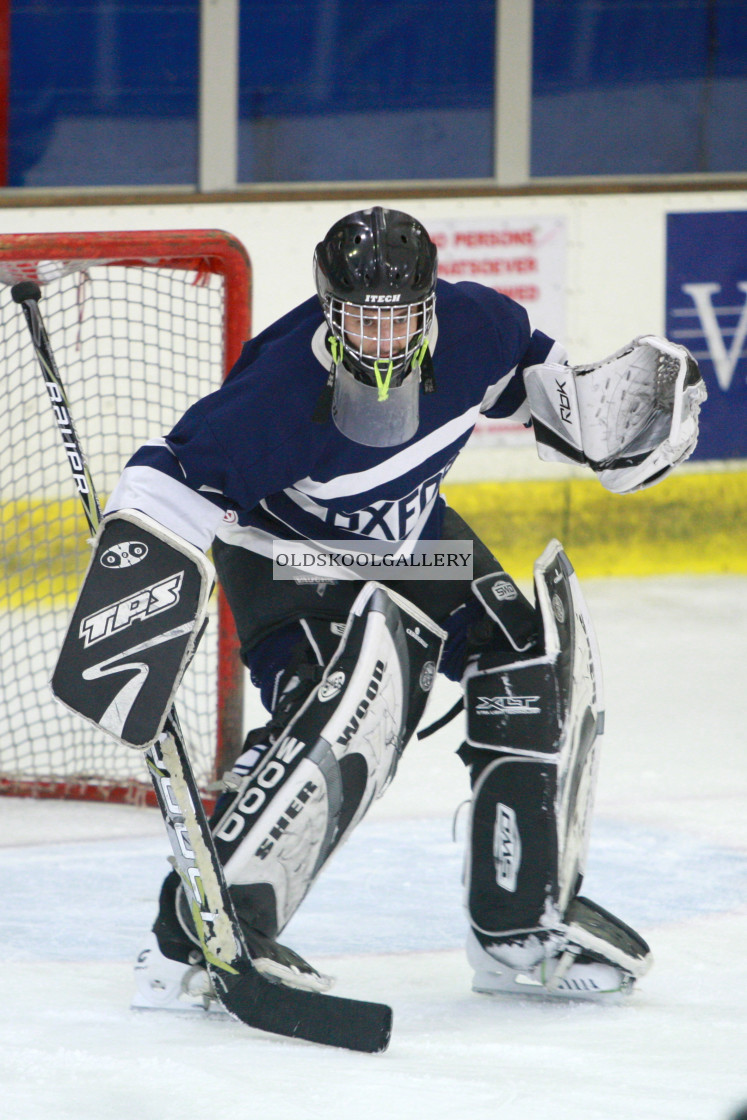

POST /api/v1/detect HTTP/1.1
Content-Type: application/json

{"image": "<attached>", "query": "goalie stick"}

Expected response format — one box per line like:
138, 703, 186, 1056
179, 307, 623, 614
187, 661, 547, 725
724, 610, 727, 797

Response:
10, 279, 392, 1054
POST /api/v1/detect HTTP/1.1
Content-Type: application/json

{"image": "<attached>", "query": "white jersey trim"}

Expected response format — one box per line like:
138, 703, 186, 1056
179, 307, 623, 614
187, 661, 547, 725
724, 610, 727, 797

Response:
268, 479, 439, 546
294, 402, 482, 501
104, 465, 225, 552
546, 340, 569, 365
480, 366, 517, 413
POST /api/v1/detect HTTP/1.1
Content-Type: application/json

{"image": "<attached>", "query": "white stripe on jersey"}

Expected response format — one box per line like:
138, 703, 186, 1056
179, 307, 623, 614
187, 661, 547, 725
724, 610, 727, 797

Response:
293, 402, 482, 501
480, 366, 518, 413
105, 465, 225, 552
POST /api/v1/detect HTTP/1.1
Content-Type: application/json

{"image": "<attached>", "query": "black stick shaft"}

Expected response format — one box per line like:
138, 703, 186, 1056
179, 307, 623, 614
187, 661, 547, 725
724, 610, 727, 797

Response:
12, 282, 101, 535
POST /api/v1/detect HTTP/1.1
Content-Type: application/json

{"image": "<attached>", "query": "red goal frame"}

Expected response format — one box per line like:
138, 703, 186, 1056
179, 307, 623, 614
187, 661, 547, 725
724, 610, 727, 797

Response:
0, 229, 251, 807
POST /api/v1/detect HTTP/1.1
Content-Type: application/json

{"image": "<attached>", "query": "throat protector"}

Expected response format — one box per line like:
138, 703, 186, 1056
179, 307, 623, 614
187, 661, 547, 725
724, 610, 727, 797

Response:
331, 360, 421, 447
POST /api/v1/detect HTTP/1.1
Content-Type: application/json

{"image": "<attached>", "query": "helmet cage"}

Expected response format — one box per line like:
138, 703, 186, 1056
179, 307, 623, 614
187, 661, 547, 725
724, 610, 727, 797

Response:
323, 293, 435, 388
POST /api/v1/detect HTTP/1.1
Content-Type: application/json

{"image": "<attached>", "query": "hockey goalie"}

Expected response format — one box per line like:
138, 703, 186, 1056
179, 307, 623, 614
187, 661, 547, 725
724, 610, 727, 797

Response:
55, 207, 705, 1013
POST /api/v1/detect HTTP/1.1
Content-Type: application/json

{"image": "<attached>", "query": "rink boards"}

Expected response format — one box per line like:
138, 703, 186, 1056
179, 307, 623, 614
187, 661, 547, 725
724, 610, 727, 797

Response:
444, 466, 747, 579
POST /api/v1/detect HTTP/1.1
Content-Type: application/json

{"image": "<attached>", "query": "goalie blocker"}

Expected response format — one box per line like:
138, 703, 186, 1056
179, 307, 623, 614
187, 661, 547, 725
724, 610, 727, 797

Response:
52, 510, 214, 749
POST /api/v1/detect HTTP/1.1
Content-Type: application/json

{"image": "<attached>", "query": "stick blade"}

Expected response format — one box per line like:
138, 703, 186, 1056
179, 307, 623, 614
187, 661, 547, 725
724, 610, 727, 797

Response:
211, 964, 393, 1053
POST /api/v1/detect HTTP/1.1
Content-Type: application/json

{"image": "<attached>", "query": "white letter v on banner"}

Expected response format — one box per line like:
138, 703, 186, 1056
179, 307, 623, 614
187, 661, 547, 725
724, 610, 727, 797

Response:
682, 281, 747, 390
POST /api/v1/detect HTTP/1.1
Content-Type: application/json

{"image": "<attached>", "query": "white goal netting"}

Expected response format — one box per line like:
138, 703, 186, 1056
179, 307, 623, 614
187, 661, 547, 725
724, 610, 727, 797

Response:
0, 233, 250, 802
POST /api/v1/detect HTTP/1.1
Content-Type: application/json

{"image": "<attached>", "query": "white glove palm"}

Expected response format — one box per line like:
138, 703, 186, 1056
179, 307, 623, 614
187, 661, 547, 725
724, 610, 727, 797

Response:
524, 336, 707, 494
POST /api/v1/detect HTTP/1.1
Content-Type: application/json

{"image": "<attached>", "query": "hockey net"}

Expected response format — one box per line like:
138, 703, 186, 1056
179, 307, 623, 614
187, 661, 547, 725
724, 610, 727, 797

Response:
0, 230, 250, 805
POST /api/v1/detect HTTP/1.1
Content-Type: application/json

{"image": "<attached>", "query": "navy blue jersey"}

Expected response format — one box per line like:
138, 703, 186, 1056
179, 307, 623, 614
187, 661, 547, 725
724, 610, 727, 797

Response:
105, 279, 561, 555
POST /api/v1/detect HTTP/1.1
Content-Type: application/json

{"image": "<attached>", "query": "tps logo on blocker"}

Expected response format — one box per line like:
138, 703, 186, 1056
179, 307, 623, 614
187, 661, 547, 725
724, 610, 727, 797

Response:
80, 572, 184, 646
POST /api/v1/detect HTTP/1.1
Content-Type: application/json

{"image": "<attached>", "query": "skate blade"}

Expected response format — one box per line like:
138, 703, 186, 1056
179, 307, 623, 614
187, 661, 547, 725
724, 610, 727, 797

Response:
130, 993, 231, 1017
471, 967, 634, 1002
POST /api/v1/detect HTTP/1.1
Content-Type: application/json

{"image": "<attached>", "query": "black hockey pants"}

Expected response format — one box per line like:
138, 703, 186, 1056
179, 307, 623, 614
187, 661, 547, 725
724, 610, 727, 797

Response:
212, 506, 532, 709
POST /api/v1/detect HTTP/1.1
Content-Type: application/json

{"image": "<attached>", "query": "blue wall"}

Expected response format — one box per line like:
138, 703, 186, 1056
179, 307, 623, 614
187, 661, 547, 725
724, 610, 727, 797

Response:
6, 0, 747, 187
9, 1, 200, 186
236, 0, 495, 182
532, 0, 747, 176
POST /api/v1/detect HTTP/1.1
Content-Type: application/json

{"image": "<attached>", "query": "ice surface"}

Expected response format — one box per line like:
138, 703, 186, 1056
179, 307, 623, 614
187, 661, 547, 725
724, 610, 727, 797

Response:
2, 576, 746, 1120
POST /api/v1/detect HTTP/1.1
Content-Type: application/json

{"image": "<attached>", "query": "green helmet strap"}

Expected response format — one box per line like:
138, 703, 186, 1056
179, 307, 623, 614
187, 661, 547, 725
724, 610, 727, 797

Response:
373, 359, 394, 402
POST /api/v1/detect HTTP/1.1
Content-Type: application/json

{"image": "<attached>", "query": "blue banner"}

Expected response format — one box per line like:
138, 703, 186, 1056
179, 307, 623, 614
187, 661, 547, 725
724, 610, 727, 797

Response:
666, 211, 747, 460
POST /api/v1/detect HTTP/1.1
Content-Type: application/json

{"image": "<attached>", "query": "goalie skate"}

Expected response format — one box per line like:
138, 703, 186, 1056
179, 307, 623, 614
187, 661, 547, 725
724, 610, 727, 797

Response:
132, 932, 220, 1014
132, 929, 332, 1014
132, 868, 333, 1015
467, 896, 652, 1002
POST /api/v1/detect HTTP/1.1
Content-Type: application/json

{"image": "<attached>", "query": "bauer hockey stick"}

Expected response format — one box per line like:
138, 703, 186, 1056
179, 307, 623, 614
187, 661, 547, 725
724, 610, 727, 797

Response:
11, 280, 392, 1053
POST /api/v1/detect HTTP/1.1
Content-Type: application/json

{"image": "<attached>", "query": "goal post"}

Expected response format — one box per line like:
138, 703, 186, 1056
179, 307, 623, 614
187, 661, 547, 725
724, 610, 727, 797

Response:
0, 229, 251, 805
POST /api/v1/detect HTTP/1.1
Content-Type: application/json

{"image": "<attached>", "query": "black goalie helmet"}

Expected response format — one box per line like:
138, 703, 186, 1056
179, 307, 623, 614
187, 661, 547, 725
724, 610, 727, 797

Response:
313, 207, 438, 447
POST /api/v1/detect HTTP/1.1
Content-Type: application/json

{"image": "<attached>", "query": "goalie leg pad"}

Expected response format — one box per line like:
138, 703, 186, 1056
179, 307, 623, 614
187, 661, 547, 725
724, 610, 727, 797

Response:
210, 582, 445, 939
463, 539, 603, 925
461, 541, 652, 995
52, 510, 214, 748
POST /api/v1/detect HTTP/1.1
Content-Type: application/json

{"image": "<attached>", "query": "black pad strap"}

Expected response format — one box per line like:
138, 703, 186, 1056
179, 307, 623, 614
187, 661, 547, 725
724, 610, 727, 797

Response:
416, 696, 463, 740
